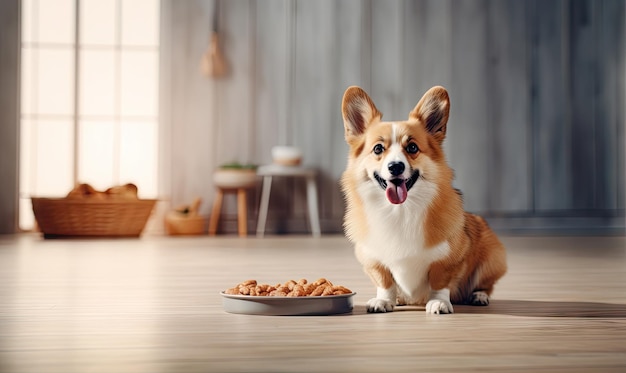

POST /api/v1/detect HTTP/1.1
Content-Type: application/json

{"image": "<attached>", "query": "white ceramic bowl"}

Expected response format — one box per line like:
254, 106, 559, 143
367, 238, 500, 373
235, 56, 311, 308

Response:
271, 146, 302, 166
213, 169, 257, 189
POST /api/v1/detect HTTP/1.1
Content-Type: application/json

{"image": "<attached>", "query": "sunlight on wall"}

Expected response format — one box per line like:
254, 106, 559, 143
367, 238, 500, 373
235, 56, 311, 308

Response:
19, 0, 160, 230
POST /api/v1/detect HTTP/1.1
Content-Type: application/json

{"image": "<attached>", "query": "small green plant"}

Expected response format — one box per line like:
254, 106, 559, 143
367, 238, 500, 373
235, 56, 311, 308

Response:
219, 162, 257, 170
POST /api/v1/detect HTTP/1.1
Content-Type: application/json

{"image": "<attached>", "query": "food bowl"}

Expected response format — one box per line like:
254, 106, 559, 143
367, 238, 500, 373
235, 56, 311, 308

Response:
220, 292, 355, 316
271, 146, 302, 166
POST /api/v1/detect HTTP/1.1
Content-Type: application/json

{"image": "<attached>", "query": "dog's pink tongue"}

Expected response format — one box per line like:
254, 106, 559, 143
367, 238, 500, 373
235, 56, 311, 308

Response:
386, 181, 408, 204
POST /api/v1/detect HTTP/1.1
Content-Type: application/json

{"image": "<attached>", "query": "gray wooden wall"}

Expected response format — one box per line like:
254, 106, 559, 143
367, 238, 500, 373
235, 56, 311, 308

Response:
162, 0, 625, 235
0, 0, 20, 235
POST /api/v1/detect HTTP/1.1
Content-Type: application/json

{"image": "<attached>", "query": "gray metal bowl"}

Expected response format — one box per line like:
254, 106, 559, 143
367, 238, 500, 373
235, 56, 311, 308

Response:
220, 292, 355, 316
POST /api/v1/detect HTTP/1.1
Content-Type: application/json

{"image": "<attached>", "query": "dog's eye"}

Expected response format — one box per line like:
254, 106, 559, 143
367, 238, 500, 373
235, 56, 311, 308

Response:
406, 142, 419, 154
373, 144, 384, 155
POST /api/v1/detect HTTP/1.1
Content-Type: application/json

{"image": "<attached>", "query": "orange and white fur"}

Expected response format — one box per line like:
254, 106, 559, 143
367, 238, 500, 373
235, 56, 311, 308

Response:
341, 86, 507, 314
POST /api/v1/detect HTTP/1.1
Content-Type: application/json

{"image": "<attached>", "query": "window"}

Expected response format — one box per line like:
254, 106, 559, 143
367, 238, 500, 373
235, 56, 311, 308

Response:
20, 0, 160, 230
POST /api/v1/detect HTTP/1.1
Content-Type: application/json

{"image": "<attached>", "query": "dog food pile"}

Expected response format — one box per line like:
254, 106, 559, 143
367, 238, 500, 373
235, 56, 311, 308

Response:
224, 278, 352, 297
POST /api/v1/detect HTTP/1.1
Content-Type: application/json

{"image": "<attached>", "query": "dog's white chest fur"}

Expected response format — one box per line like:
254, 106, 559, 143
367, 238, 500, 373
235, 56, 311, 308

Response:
357, 184, 451, 303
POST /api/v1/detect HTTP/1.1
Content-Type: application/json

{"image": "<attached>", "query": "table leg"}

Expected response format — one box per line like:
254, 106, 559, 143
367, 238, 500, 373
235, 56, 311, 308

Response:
306, 175, 321, 237
256, 175, 272, 237
237, 188, 247, 237
208, 188, 224, 236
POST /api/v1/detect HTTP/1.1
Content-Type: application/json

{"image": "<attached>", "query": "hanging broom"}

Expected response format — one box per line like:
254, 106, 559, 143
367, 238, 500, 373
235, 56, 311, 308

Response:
200, 0, 228, 78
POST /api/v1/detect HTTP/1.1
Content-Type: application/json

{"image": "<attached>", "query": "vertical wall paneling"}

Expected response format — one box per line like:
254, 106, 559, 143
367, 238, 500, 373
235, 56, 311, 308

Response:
360, 1, 372, 92
488, 0, 531, 212
0, 0, 19, 233
284, 0, 296, 146
531, 0, 571, 212
247, 1, 257, 164
159, 0, 173, 203
330, 0, 368, 225
595, 0, 624, 210
254, 0, 289, 166
569, 0, 597, 210
402, 0, 456, 176
292, 1, 334, 170
166, 1, 219, 217
617, 1, 626, 210
401, 0, 452, 115
216, 0, 254, 167
370, 0, 403, 119
448, 0, 490, 213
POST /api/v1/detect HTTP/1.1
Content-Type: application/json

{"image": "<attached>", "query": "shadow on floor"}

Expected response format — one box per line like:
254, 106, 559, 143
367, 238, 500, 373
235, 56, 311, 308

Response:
455, 299, 626, 318
350, 300, 626, 318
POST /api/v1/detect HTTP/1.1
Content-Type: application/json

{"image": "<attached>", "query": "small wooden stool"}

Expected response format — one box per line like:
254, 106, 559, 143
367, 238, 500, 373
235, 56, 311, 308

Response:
208, 187, 249, 237
209, 168, 257, 237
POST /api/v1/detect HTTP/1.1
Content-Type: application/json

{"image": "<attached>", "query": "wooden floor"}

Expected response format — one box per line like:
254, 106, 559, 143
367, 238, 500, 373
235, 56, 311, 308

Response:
0, 233, 625, 372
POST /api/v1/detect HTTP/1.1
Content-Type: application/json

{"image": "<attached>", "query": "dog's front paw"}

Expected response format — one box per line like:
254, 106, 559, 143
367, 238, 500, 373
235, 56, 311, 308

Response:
425, 299, 454, 314
366, 298, 395, 313
426, 288, 453, 314
470, 291, 490, 306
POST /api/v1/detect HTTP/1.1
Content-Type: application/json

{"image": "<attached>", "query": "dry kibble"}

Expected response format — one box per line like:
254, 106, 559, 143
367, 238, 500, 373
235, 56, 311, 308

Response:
289, 284, 305, 297
239, 285, 250, 295
225, 279, 352, 297
225, 287, 239, 295
311, 284, 328, 296
303, 283, 317, 294
284, 280, 297, 291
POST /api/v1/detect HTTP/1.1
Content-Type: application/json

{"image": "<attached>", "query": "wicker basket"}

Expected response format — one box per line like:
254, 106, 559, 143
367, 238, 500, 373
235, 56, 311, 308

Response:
31, 197, 156, 238
164, 212, 205, 235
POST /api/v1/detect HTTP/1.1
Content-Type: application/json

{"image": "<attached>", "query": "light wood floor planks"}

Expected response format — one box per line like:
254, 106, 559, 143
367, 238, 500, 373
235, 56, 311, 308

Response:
0, 233, 625, 372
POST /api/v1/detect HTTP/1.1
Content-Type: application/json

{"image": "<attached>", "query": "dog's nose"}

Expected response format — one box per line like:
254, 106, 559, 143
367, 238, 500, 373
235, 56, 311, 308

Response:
388, 161, 405, 176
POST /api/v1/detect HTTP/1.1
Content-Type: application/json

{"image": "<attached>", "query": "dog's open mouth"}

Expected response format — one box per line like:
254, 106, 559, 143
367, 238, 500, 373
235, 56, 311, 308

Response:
374, 170, 420, 204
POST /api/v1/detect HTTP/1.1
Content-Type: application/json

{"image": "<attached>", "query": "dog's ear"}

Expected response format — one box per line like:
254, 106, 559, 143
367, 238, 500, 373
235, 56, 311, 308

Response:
342, 86, 382, 144
410, 86, 450, 143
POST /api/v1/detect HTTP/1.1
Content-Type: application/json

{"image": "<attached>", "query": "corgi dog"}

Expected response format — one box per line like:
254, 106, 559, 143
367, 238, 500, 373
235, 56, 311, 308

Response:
340, 85, 507, 314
